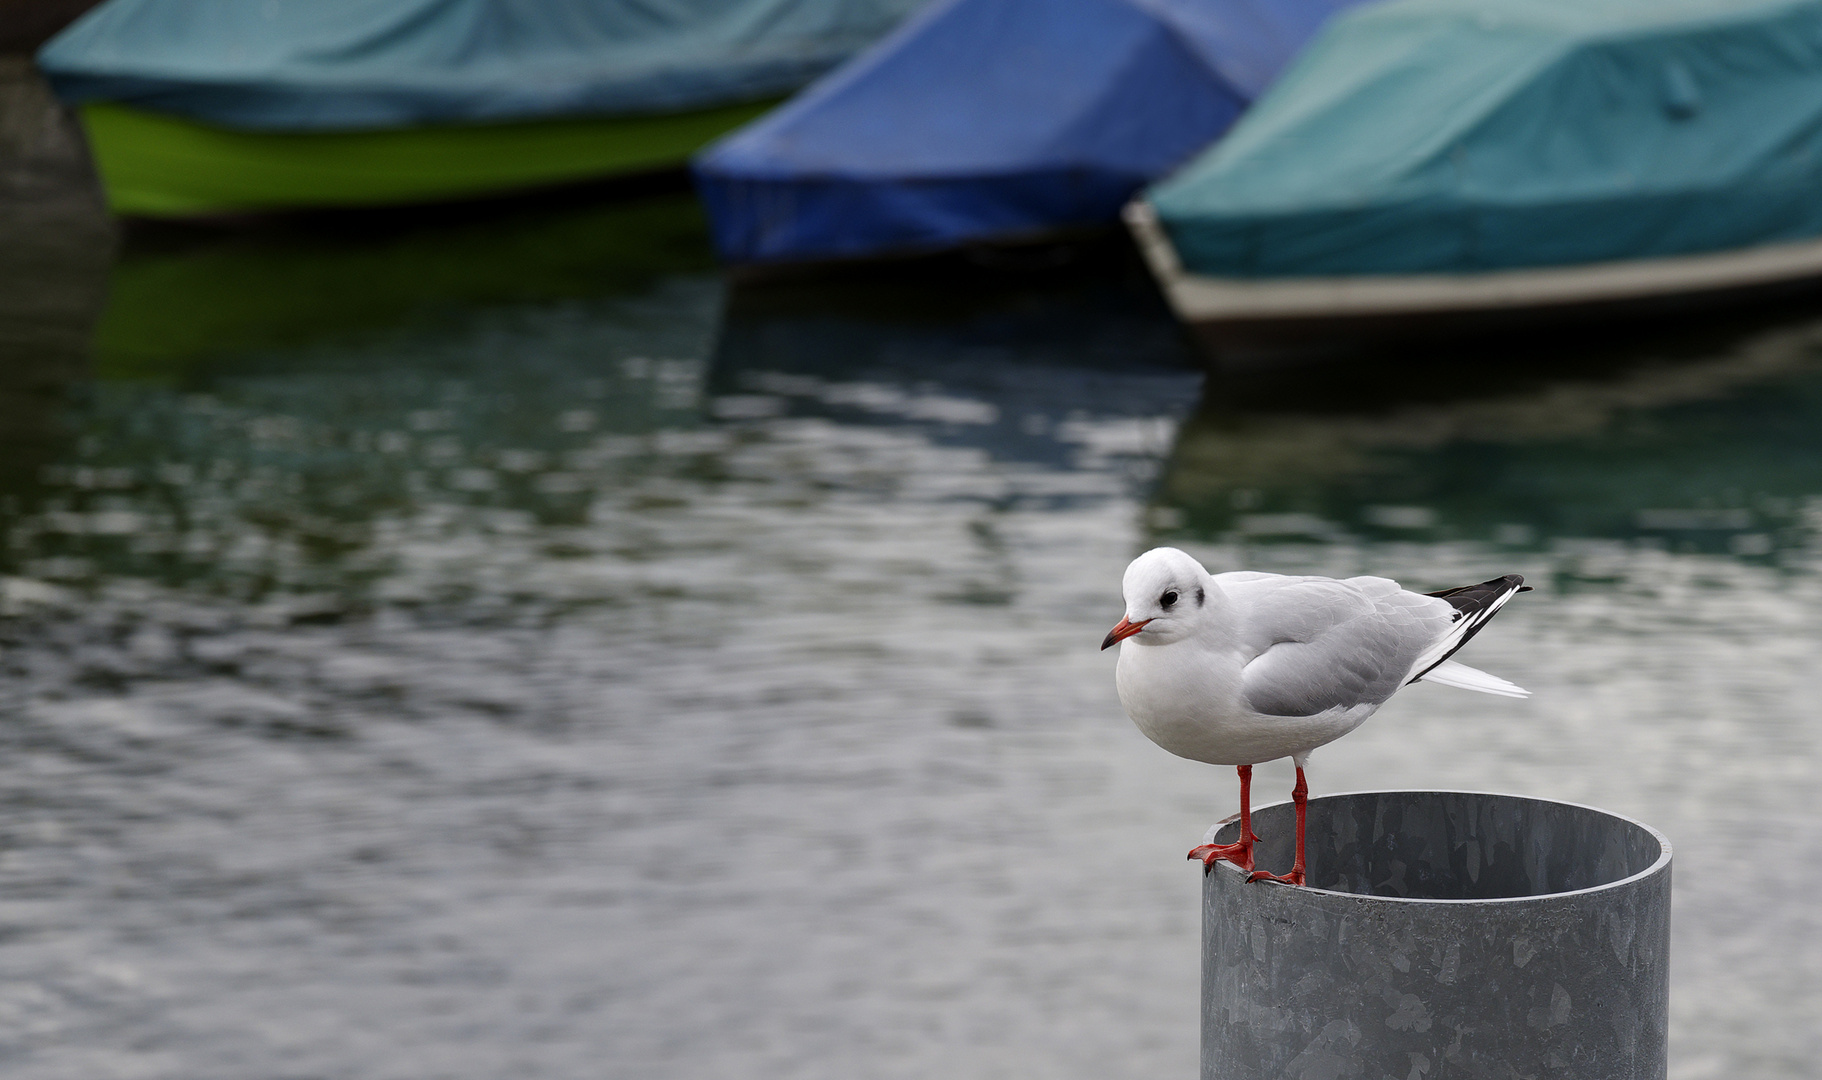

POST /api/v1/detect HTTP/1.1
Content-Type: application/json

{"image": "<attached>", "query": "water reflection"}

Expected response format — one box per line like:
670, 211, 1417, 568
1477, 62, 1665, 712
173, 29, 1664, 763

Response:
0, 217, 1219, 1079
713, 249, 1196, 473
1159, 319, 1822, 559
94, 186, 715, 381
0, 57, 110, 495
22, 277, 725, 604
0, 172, 1815, 1079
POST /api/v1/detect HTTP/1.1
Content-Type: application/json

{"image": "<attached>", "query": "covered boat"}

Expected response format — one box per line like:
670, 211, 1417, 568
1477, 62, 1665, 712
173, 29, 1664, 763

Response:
692, 0, 1358, 267
37, 0, 923, 216
1132, 0, 1822, 357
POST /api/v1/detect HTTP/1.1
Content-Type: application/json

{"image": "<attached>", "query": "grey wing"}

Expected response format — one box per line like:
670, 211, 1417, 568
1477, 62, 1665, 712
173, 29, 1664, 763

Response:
1234, 578, 1454, 717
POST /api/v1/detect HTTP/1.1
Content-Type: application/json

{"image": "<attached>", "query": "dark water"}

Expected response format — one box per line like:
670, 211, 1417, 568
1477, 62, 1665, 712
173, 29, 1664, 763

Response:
3, 98, 1821, 1078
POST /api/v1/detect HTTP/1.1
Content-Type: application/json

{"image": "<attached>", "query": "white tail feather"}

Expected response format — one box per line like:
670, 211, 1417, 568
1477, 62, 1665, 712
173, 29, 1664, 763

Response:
1418, 659, 1530, 698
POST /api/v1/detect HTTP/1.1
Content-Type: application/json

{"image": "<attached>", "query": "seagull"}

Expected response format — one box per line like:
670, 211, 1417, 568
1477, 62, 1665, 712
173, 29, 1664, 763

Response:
1102, 547, 1529, 886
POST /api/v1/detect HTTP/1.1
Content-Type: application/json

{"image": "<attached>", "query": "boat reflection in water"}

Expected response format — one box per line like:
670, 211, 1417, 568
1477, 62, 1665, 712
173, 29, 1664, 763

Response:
709, 239, 1200, 474
1157, 318, 1822, 560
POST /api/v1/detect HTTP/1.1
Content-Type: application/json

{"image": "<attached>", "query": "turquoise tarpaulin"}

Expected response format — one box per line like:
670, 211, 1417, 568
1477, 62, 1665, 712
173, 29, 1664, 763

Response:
38, 0, 925, 130
1150, 0, 1822, 278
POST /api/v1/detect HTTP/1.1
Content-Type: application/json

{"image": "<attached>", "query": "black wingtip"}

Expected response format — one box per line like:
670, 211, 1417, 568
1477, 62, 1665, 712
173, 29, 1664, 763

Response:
1409, 573, 1529, 683
1426, 574, 1528, 603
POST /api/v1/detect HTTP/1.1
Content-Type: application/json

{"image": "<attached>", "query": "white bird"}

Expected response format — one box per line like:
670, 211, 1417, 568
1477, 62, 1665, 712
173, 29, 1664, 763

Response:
1103, 547, 1529, 886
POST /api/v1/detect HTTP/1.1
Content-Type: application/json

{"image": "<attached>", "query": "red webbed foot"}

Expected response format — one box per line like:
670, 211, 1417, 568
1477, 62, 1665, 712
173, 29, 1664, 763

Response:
1188, 841, 1254, 872
1245, 867, 1305, 886
1191, 766, 1261, 871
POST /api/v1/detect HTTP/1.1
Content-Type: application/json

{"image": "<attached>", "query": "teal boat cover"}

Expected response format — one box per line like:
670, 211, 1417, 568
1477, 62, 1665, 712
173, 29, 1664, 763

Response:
1150, 0, 1822, 278
37, 0, 924, 130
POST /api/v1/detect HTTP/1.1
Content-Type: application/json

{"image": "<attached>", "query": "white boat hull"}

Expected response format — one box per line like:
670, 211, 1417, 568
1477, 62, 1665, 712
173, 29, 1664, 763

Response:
1125, 201, 1822, 362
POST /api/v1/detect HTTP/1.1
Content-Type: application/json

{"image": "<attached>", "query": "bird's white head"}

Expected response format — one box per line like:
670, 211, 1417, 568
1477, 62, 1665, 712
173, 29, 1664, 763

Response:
1101, 546, 1213, 650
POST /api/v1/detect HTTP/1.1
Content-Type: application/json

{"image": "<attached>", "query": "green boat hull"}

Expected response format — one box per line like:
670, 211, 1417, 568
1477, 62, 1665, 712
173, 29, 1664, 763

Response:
79, 98, 776, 217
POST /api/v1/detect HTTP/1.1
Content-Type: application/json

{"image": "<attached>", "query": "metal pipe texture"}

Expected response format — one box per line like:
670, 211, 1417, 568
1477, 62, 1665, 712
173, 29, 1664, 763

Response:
1202, 790, 1671, 1079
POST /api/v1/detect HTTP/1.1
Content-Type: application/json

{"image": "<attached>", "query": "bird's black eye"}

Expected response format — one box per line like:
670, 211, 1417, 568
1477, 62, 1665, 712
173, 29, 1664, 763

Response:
1161, 590, 1179, 608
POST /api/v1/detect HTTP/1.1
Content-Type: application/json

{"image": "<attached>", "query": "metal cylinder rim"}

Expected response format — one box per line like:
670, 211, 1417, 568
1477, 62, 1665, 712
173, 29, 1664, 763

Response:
1209, 788, 1673, 905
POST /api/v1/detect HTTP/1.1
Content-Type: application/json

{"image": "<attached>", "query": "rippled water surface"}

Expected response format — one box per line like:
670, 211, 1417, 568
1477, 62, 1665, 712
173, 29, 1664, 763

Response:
1, 177, 1819, 1078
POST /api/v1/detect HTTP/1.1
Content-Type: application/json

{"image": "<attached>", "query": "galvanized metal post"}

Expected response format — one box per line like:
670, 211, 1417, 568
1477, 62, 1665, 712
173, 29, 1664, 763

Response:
1202, 790, 1671, 1079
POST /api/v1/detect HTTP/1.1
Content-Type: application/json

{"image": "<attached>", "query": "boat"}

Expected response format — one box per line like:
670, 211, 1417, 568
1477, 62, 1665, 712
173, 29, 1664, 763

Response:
692, 0, 1359, 268
36, 0, 924, 217
1129, 0, 1822, 360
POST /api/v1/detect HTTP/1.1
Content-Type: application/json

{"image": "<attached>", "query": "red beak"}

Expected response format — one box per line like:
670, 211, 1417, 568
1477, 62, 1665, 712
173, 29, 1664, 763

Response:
1101, 616, 1150, 651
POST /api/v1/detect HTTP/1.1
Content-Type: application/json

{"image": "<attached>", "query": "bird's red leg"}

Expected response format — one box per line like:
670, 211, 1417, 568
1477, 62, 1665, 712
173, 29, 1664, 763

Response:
1248, 767, 1308, 886
1188, 765, 1256, 871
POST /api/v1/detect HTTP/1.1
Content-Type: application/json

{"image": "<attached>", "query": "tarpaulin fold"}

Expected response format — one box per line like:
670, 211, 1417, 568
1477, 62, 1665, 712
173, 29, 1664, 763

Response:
1150, 0, 1822, 278
38, 0, 925, 130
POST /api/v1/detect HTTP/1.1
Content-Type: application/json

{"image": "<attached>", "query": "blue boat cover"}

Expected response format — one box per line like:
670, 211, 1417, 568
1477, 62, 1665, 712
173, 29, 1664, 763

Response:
1150, 0, 1822, 279
692, 0, 1360, 265
37, 0, 925, 130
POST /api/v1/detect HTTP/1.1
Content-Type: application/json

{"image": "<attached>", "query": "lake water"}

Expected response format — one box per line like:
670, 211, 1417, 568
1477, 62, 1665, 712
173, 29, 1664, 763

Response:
2, 143, 1819, 1075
